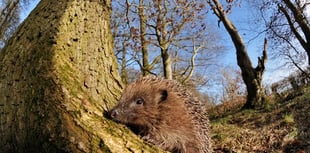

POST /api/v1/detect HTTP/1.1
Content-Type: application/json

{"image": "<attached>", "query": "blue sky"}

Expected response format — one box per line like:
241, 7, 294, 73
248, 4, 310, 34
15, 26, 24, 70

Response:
19, 0, 302, 88
20, 0, 40, 19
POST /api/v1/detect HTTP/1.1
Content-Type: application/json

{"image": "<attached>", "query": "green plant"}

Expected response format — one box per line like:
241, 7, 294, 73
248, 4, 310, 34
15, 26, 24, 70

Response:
283, 114, 294, 124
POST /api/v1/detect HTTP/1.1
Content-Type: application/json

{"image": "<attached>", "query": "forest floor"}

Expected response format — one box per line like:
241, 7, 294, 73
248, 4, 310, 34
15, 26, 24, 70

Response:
209, 86, 310, 153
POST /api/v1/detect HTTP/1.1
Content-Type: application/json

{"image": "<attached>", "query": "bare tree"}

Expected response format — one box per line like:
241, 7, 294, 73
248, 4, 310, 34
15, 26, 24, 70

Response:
172, 30, 223, 87
138, 0, 161, 76
112, 0, 161, 80
257, 0, 310, 67
220, 67, 246, 104
112, 0, 222, 82
207, 0, 268, 109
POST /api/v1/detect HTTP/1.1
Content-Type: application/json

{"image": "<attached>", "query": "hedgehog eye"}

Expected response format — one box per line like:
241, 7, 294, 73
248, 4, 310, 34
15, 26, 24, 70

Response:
135, 99, 144, 105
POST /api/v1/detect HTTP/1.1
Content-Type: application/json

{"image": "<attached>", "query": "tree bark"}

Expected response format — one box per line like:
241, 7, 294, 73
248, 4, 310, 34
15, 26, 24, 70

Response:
0, 0, 165, 152
242, 39, 268, 109
121, 42, 129, 85
139, 0, 150, 76
161, 47, 173, 80
208, 0, 267, 109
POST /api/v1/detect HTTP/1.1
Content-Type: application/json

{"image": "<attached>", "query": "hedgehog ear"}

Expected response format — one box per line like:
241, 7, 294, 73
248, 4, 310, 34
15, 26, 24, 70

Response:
158, 90, 168, 103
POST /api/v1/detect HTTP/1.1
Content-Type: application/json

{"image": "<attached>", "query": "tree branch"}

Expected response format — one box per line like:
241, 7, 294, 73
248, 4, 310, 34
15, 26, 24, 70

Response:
282, 0, 310, 44
256, 38, 267, 72
278, 4, 308, 51
0, 0, 19, 39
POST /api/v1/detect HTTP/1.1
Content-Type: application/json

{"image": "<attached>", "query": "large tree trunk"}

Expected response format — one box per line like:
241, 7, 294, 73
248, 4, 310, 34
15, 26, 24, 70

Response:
241, 39, 267, 109
208, 0, 267, 109
0, 0, 165, 152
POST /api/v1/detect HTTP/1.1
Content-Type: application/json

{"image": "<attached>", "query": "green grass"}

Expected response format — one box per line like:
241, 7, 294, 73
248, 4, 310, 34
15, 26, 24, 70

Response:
283, 113, 294, 124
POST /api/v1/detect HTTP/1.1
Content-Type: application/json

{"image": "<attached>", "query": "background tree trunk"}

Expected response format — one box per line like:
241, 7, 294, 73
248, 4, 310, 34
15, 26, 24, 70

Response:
161, 47, 173, 79
207, 0, 267, 109
0, 0, 165, 152
139, 0, 150, 76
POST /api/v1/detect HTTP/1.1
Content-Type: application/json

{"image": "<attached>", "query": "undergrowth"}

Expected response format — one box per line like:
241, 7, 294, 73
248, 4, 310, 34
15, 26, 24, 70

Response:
210, 86, 310, 153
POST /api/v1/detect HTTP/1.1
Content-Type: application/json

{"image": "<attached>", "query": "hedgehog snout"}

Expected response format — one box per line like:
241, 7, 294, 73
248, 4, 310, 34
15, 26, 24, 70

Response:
110, 109, 118, 119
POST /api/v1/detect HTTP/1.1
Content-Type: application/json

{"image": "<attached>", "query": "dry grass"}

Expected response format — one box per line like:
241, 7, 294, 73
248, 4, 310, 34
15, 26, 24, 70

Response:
208, 96, 246, 120
210, 86, 310, 153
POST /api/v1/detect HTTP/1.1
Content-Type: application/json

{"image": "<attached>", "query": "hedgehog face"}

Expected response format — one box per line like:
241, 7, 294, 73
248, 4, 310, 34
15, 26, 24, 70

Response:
109, 82, 168, 129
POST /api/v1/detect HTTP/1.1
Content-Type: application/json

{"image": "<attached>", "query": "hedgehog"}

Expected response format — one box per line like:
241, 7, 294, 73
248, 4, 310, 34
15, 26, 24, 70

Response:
109, 76, 211, 153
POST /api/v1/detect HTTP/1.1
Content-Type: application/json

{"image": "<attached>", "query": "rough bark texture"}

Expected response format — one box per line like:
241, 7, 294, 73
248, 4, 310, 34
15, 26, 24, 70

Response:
208, 0, 267, 109
0, 0, 165, 152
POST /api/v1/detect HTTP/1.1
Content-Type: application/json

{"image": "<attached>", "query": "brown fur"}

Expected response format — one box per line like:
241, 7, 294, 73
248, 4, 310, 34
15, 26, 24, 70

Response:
109, 76, 211, 153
